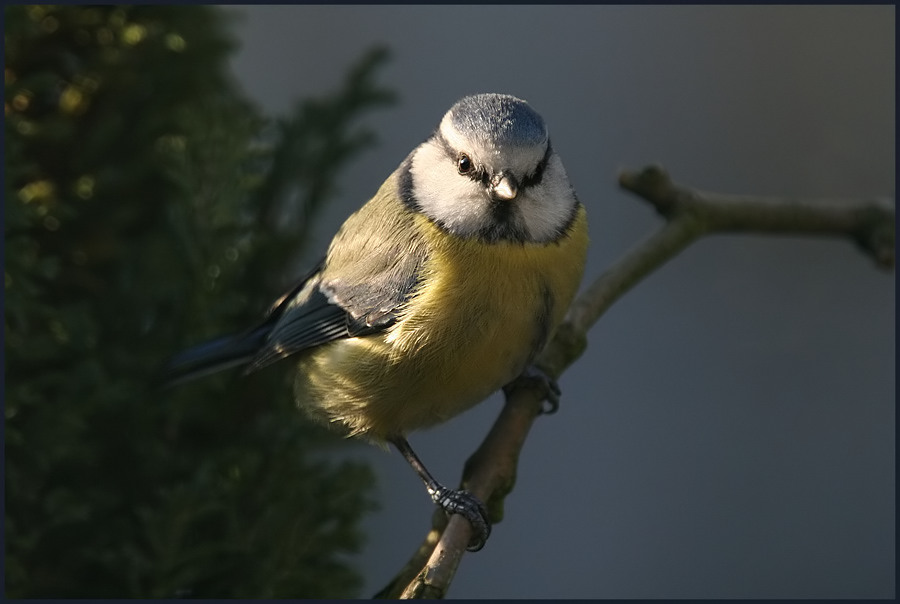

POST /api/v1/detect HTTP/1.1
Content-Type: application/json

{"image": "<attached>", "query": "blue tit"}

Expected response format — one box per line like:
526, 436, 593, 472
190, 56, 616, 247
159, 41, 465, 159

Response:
162, 93, 589, 551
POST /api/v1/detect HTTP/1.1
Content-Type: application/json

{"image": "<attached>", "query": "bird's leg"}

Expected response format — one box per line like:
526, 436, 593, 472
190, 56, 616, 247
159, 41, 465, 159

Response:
503, 364, 562, 414
389, 436, 491, 552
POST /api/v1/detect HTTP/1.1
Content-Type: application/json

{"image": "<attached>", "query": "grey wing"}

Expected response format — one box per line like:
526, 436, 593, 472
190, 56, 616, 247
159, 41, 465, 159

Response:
248, 179, 428, 372
246, 248, 425, 373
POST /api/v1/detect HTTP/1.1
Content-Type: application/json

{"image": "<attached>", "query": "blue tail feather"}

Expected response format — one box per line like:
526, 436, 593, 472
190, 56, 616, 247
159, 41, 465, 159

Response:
158, 326, 270, 388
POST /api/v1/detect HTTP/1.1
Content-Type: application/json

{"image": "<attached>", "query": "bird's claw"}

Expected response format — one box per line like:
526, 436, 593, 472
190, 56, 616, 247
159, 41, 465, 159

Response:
504, 365, 561, 414
539, 374, 562, 414
430, 486, 492, 551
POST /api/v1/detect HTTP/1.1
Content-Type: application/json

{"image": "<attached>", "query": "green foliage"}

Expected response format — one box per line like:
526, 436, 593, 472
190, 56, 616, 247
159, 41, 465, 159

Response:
5, 5, 395, 597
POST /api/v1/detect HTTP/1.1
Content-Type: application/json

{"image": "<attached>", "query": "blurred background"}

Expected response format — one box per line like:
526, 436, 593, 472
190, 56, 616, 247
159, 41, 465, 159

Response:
5, 5, 894, 599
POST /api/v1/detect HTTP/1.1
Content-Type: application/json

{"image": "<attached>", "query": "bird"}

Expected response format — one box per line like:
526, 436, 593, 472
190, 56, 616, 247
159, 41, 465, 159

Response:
161, 93, 589, 551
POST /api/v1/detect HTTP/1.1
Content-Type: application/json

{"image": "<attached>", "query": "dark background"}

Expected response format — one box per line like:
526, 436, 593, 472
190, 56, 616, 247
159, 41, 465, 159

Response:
226, 5, 894, 598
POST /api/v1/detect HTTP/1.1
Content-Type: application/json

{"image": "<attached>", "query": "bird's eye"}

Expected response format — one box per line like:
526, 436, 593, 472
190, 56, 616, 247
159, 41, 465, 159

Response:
457, 153, 473, 175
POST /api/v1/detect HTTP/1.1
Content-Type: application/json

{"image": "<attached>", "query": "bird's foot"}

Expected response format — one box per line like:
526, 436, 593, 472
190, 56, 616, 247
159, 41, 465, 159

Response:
503, 365, 562, 414
429, 485, 492, 551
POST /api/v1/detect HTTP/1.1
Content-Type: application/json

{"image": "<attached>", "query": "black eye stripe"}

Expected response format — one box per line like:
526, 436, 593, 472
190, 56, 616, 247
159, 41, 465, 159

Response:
521, 141, 553, 189
434, 131, 457, 162
433, 131, 551, 189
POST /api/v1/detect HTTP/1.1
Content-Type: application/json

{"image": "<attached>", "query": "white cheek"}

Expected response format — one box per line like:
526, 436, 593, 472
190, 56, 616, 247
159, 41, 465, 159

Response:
410, 143, 488, 231
519, 157, 578, 241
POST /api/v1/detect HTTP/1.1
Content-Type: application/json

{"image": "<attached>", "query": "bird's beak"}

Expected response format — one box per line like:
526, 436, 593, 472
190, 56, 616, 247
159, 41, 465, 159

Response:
490, 172, 519, 201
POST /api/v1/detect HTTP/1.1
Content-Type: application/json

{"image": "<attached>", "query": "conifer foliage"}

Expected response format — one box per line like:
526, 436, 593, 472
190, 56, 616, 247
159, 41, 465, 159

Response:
5, 5, 394, 597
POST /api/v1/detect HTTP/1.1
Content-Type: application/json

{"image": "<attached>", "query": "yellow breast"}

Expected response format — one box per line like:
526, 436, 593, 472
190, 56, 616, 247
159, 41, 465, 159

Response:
294, 206, 588, 442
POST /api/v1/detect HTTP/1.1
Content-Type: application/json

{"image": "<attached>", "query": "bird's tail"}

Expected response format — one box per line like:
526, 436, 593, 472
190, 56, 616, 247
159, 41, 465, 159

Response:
156, 326, 270, 388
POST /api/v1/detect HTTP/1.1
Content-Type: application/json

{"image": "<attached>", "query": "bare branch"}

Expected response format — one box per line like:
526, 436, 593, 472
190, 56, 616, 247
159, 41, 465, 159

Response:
383, 165, 895, 598
619, 165, 895, 270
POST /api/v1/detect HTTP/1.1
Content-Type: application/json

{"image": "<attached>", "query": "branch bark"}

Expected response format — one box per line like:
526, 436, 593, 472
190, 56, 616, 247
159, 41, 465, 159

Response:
378, 165, 895, 599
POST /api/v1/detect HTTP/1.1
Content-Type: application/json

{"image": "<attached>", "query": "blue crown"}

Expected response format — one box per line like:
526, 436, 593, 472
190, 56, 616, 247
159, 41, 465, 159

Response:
449, 93, 547, 148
